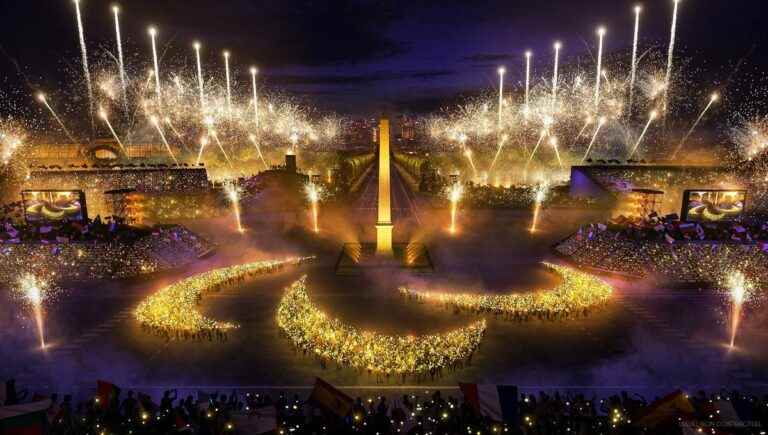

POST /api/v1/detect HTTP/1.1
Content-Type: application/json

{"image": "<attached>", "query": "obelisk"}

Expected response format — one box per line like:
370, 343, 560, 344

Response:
375, 117, 394, 257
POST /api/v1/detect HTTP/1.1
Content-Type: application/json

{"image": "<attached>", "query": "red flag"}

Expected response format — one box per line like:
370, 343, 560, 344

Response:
308, 378, 353, 417
95, 380, 120, 408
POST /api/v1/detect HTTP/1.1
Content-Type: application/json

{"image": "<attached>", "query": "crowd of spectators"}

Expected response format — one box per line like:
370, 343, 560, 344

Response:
0, 219, 213, 282
554, 214, 768, 285
3, 378, 767, 434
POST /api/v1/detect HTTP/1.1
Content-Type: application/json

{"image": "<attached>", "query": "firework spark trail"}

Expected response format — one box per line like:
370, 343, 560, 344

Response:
150, 116, 179, 164
628, 111, 658, 158
149, 27, 162, 105
489, 134, 509, 172
37, 94, 78, 143
194, 42, 205, 113
99, 110, 127, 154
552, 42, 562, 106
524, 51, 532, 111
672, 93, 718, 158
196, 136, 208, 166
497, 67, 505, 129
249, 134, 269, 170
210, 131, 234, 168
529, 183, 549, 234
73, 0, 94, 134
664, 0, 681, 115
550, 136, 563, 169
525, 130, 548, 171
112, 6, 128, 113
595, 27, 606, 109
250, 67, 259, 127
165, 117, 183, 139
224, 51, 232, 117
581, 117, 607, 162
573, 118, 592, 144
629, 5, 642, 114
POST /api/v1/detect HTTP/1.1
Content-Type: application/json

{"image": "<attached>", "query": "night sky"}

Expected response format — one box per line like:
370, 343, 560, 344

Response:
1, 0, 767, 115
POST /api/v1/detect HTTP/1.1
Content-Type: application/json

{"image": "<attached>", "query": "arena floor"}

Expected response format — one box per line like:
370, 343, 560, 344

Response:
2, 169, 767, 397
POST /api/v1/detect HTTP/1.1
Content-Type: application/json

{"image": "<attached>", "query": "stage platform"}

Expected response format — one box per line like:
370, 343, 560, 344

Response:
334, 242, 434, 275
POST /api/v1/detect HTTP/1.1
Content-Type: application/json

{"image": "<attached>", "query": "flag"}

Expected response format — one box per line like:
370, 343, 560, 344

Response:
0, 399, 51, 435
95, 380, 120, 408
459, 383, 518, 423
635, 390, 694, 428
308, 378, 353, 418
231, 406, 277, 434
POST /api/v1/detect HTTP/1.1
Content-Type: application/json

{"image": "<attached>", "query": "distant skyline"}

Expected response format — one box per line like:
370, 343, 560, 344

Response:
1, 0, 766, 115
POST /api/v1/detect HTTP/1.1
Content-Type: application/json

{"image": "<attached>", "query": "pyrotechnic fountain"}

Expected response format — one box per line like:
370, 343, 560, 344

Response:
223, 51, 233, 117
250, 67, 259, 127
524, 51, 532, 114
726, 271, 752, 349
552, 42, 561, 106
448, 182, 463, 234
17, 275, 50, 351
529, 182, 549, 233
497, 66, 506, 129
194, 41, 205, 112
225, 181, 244, 233
376, 117, 393, 257
664, 0, 681, 115
306, 183, 320, 233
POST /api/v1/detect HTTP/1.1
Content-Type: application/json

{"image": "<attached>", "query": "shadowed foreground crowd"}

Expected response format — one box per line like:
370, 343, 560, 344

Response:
2, 378, 768, 435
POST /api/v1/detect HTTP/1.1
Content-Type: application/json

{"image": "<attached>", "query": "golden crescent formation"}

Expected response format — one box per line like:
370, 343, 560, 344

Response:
399, 262, 612, 318
135, 257, 313, 336
276, 276, 486, 375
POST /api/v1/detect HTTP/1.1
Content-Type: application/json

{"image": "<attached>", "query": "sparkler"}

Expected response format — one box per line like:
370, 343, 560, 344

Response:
150, 116, 179, 164
148, 27, 162, 105
18, 274, 49, 351
497, 66, 505, 129
629, 5, 642, 114
250, 67, 259, 127
223, 51, 232, 117
664, 0, 681, 114
98, 109, 127, 154
552, 42, 562, 105
529, 182, 549, 233
37, 93, 78, 143
194, 41, 205, 113
225, 181, 244, 233
305, 183, 320, 233
248, 134, 269, 170
672, 92, 719, 158
112, 5, 128, 113
448, 182, 463, 234
726, 271, 752, 349
72, 0, 94, 134
628, 110, 658, 158
594, 27, 606, 109
581, 117, 607, 162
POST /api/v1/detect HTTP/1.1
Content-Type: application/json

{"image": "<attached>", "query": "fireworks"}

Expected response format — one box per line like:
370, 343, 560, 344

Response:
725, 271, 753, 349
497, 66, 506, 129
148, 27, 162, 105
276, 276, 486, 375
529, 182, 549, 233
150, 116, 179, 164
135, 257, 313, 335
306, 182, 320, 233
664, 0, 681, 114
552, 41, 562, 106
448, 183, 463, 234
672, 92, 719, 158
594, 27, 606, 110
250, 67, 259, 127
98, 109, 127, 153
223, 51, 233, 117
112, 5, 128, 112
581, 117, 607, 163
628, 110, 658, 158
15, 274, 53, 350
225, 181, 244, 233
72, 0, 94, 133
194, 41, 206, 112
629, 5, 642, 113
400, 263, 612, 319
